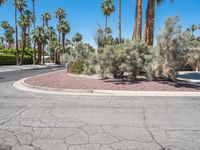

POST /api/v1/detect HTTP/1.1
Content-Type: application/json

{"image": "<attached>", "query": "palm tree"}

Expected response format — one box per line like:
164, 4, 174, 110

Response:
0, 0, 6, 6
44, 12, 51, 27
118, 0, 121, 43
24, 10, 33, 48
144, 0, 173, 46
18, 14, 30, 65
41, 12, 51, 64
32, 26, 48, 64
55, 8, 66, 63
72, 32, 82, 43
14, 0, 27, 64
32, 0, 36, 64
47, 27, 57, 63
55, 8, 66, 22
137, 0, 142, 40
5, 26, 15, 48
14, 0, 27, 15
1, 21, 9, 29
0, 36, 5, 48
101, 0, 115, 29
57, 20, 70, 60
132, 0, 142, 41
191, 25, 197, 37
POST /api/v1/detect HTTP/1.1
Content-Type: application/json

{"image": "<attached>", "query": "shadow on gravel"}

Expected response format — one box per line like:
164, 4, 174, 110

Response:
103, 78, 200, 90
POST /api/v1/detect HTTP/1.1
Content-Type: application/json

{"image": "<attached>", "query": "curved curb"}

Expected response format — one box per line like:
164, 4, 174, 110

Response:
13, 74, 200, 97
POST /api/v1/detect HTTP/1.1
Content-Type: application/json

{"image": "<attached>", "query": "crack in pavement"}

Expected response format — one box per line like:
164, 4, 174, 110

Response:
0, 99, 48, 126
142, 107, 166, 150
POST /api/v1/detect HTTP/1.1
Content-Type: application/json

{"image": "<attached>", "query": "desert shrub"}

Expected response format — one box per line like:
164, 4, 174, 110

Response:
187, 38, 200, 71
90, 41, 150, 79
145, 16, 190, 82
67, 59, 84, 74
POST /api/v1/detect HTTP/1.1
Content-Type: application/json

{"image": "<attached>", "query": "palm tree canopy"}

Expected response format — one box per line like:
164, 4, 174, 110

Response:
18, 14, 31, 29
55, 8, 66, 22
13, 0, 27, 13
25, 10, 34, 26
0, 0, 6, 6
1, 20, 9, 29
101, 0, 115, 17
32, 26, 49, 45
72, 32, 83, 43
43, 12, 51, 26
57, 19, 70, 35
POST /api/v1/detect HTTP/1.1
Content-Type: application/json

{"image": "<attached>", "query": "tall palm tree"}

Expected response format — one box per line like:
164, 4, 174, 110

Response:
132, 0, 142, 41
14, 0, 27, 64
101, 0, 115, 29
41, 12, 51, 64
24, 10, 33, 48
144, 0, 173, 46
14, 0, 27, 15
47, 27, 57, 63
32, 0, 36, 64
191, 24, 197, 37
44, 12, 51, 27
0, 0, 6, 6
118, 0, 121, 43
55, 8, 66, 22
32, 26, 48, 64
57, 20, 70, 60
18, 14, 30, 65
5, 26, 15, 48
55, 8, 66, 63
137, 0, 142, 40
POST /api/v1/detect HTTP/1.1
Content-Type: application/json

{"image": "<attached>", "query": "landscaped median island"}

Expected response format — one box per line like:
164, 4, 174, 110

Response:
24, 70, 200, 92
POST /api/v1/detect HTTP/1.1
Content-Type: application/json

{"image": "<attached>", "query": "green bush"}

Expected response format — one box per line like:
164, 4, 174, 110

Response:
67, 59, 84, 74
90, 41, 150, 80
0, 54, 32, 65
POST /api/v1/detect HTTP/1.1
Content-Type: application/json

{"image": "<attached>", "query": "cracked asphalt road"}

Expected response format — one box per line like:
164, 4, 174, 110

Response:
1, 81, 200, 149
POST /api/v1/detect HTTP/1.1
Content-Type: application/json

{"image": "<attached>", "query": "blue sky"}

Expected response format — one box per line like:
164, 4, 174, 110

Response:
0, 0, 200, 47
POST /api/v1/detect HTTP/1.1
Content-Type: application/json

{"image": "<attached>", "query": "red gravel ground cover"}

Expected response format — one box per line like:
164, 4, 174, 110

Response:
25, 70, 200, 92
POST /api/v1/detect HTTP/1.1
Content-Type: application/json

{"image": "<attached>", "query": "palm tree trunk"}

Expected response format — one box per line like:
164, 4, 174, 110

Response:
132, 6, 137, 41
144, 0, 150, 43
105, 16, 108, 29
118, 0, 121, 43
58, 32, 61, 64
61, 33, 65, 63
14, 0, 19, 65
32, 0, 36, 65
42, 20, 45, 65
38, 43, 42, 64
137, 0, 142, 40
147, 0, 155, 46
20, 28, 26, 65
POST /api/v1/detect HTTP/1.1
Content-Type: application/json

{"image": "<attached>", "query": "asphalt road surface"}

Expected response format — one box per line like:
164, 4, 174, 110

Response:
0, 67, 200, 150
0, 65, 64, 83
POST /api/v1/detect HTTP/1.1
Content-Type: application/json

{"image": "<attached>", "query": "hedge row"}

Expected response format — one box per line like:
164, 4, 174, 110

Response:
0, 54, 33, 65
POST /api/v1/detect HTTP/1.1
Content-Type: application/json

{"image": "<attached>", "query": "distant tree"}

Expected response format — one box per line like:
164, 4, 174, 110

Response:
57, 19, 70, 60
18, 14, 31, 64
32, 26, 48, 64
72, 32, 83, 43
101, 0, 115, 29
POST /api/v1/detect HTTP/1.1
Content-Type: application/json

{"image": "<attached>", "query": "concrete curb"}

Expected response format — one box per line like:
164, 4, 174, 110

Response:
13, 73, 200, 97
